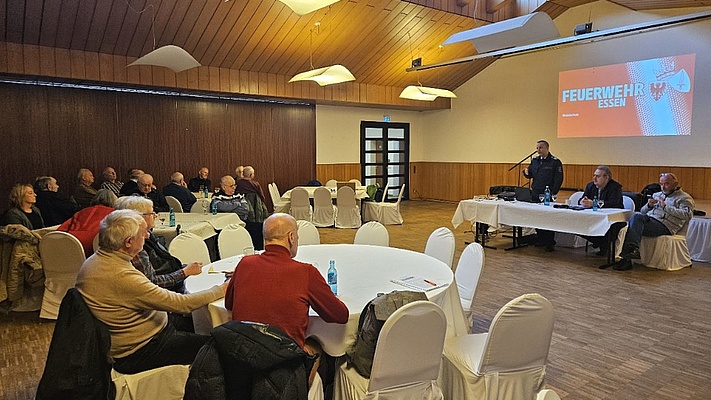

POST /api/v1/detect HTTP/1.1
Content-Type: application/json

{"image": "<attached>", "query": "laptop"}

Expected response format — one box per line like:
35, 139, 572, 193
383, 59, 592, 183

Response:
514, 187, 532, 202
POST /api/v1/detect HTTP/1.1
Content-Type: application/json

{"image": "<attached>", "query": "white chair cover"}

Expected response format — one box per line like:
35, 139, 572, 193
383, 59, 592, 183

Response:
168, 231, 211, 265
112, 365, 190, 400
290, 187, 313, 222
189, 201, 204, 213
335, 301, 446, 400
92, 233, 100, 253
354, 221, 389, 246
378, 184, 405, 225
568, 191, 584, 206
335, 186, 361, 229
537, 388, 562, 400
623, 195, 635, 211
639, 231, 692, 271
325, 179, 338, 188
424, 227, 456, 269
362, 184, 389, 222
217, 223, 253, 258
439, 293, 554, 400
454, 242, 485, 330
349, 179, 362, 186
39, 231, 87, 319
297, 220, 321, 245
269, 183, 290, 213
165, 195, 184, 213
313, 187, 336, 227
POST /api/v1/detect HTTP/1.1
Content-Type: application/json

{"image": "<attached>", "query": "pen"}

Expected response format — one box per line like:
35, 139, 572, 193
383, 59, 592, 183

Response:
423, 279, 437, 287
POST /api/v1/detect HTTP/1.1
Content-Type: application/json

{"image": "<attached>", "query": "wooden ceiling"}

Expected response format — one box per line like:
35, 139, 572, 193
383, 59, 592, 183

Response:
1, 0, 707, 109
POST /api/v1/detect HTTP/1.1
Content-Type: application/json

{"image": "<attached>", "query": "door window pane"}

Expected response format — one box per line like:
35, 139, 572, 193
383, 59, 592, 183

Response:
365, 140, 383, 151
366, 165, 383, 176
365, 153, 383, 164
365, 127, 384, 139
387, 165, 404, 175
388, 140, 404, 151
389, 128, 405, 139
388, 152, 403, 163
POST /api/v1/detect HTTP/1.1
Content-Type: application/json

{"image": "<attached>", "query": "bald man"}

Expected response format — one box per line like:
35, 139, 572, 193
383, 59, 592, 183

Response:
163, 172, 197, 212
225, 213, 348, 349
129, 173, 170, 212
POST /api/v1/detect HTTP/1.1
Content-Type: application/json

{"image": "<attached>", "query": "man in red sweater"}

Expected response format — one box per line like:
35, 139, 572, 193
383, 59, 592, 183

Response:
225, 213, 349, 383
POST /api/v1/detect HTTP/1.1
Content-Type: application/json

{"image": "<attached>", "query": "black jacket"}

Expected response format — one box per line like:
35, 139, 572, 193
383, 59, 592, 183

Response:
163, 182, 197, 212
184, 321, 313, 400
36, 289, 113, 400
119, 180, 138, 196
35, 190, 78, 226
581, 179, 624, 209
524, 153, 564, 198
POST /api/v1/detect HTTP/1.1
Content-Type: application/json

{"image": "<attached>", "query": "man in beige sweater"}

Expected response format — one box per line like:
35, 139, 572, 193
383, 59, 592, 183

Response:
75, 209, 227, 374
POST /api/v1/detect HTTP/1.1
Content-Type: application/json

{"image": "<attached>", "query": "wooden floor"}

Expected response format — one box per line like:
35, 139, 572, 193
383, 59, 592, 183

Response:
2, 200, 710, 399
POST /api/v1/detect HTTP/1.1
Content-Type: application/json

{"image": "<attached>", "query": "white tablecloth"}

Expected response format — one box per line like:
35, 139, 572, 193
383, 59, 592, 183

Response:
184, 244, 466, 356
283, 186, 369, 200
154, 212, 244, 245
452, 199, 632, 236
687, 217, 711, 262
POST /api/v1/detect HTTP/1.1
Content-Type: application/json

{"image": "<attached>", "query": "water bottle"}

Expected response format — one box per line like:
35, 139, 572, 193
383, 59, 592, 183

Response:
592, 196, 598, 211
211, 201, 217, 215
169, 208, 176, 227
204, 186, 209, 199
327, 260, 338, 295
544, 186, 551, 206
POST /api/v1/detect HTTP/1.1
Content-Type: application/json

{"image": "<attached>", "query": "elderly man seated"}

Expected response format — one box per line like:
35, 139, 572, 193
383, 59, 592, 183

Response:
211, 175, 249, 219
119, 168, 144, 197
226, 213, 349, 386
188, 167, 211, 193
163, 172, 197, 212
75, 209, 227, 374
34, 176, 78, 226
235, 165, 266, 202
99, 166, 124, 197
73, 168, 98, 209
577, 166, 624, 257
614, 172, 695, 271
127, 173, 170, 212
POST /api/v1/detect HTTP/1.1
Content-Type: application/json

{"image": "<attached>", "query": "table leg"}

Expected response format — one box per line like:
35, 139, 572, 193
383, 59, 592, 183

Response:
465, 222, 497, 249
505, 226, 529, 251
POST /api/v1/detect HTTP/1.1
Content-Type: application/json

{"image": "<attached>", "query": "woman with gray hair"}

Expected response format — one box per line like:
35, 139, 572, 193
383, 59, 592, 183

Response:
115, 196, 202, 293
3, 183, 45, 230
58, 189, 117, 257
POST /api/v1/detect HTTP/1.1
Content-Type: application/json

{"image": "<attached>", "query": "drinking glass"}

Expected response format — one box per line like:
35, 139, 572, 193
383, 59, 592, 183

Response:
596, 199, 605, 209
552, 194, 558, 203
201, 201, 208, 215
538, 194, 545, 203
158, 216, 166, 226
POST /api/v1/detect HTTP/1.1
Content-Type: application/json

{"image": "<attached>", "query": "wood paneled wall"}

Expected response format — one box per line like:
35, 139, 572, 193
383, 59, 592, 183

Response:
0, 41, 450, 111
318, 162, 711, 201
0, 82, 316, 213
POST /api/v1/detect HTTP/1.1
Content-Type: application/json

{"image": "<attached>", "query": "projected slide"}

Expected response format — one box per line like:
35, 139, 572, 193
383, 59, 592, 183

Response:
557, 54, 695, 137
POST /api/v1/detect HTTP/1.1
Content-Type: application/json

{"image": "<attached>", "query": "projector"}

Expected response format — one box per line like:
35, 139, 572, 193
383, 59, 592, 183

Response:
574, 22, 593, 36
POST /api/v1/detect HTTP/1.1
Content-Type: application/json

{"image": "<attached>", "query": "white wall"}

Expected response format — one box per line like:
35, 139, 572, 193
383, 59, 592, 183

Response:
315, 105, 426, 163
420, 1, 711, 166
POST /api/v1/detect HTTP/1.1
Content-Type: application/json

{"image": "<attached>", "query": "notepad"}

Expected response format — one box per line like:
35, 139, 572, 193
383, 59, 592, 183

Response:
391, 275, 448, 292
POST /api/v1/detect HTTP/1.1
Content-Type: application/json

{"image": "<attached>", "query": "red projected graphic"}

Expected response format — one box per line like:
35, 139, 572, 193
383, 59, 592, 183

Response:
557, 54, 695, 137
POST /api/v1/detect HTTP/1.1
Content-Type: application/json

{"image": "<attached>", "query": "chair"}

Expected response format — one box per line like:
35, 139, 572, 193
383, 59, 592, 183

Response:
165, 195, 183, 213
92, 233, 100, 253
269, 182, 290, 213
39, 231, 87, 319
537, 388, 562, 400
335, 301, 447, 400
623, 195, 635, 211
424, 227, 456, 269
325, 179, 338, 188
189, 201, 205, 213
335, 186, 361, 229
112, 365, 190, 400
313, 186, 336, 227
349, 178, 362, 186
168, 232, 211, 265
439, 293, 555, 400
218, 223, 254, 258
638, 220, 692, 270
362, 183, 389, 222
354, 221, 389, 246
454, 242, 485, 330
297, 220, 320, 245
289, 187, 313, 222
363, 184, 405, 225
568, 191, 584, 206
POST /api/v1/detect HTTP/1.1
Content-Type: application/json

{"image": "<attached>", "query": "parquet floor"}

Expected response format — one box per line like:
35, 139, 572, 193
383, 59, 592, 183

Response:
1, 200, 710, 399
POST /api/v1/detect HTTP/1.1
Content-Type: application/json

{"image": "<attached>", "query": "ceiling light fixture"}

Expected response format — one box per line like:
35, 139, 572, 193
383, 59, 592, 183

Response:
399, 85, 457, 101
278, 0, 340, 15
289, 22, 355, 86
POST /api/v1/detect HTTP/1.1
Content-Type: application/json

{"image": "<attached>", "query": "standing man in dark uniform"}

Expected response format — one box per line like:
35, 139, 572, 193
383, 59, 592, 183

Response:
523, 140, 564, 251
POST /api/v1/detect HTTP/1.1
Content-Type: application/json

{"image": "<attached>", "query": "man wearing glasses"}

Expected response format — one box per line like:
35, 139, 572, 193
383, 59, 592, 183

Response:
615, 172, 694, 271
130, 173, 170, 212
577, 166, 624, 257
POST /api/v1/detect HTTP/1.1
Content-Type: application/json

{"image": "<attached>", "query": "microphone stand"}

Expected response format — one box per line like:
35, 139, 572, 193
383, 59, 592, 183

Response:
509, 150, 537, 187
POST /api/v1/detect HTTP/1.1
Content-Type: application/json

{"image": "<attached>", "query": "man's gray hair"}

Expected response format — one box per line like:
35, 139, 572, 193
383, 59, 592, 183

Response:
597, 165, 613, 180
243, 166, 255, 178
115, 195, 154, 213
77, 168, 92, 182
91, 189, 117, 207
171, 172, 184, 183
660, 172, 678, 182
220, 175, 235, 186
35, 176, 53, 191
98, 209, 144, 252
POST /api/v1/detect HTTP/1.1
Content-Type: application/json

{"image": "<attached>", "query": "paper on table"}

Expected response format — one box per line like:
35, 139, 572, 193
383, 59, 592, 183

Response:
391, 275, 448, 292
208, 264, 236, 274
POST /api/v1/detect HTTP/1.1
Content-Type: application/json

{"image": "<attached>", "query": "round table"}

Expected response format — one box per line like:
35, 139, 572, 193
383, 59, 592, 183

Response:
185, 244, 465, 356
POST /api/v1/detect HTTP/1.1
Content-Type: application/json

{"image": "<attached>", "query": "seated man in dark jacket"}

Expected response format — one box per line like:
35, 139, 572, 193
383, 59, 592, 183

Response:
34, 176, 78, 226
163, 172, 197, 212
129, 173, 170, 212
577, 166, 624, 256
